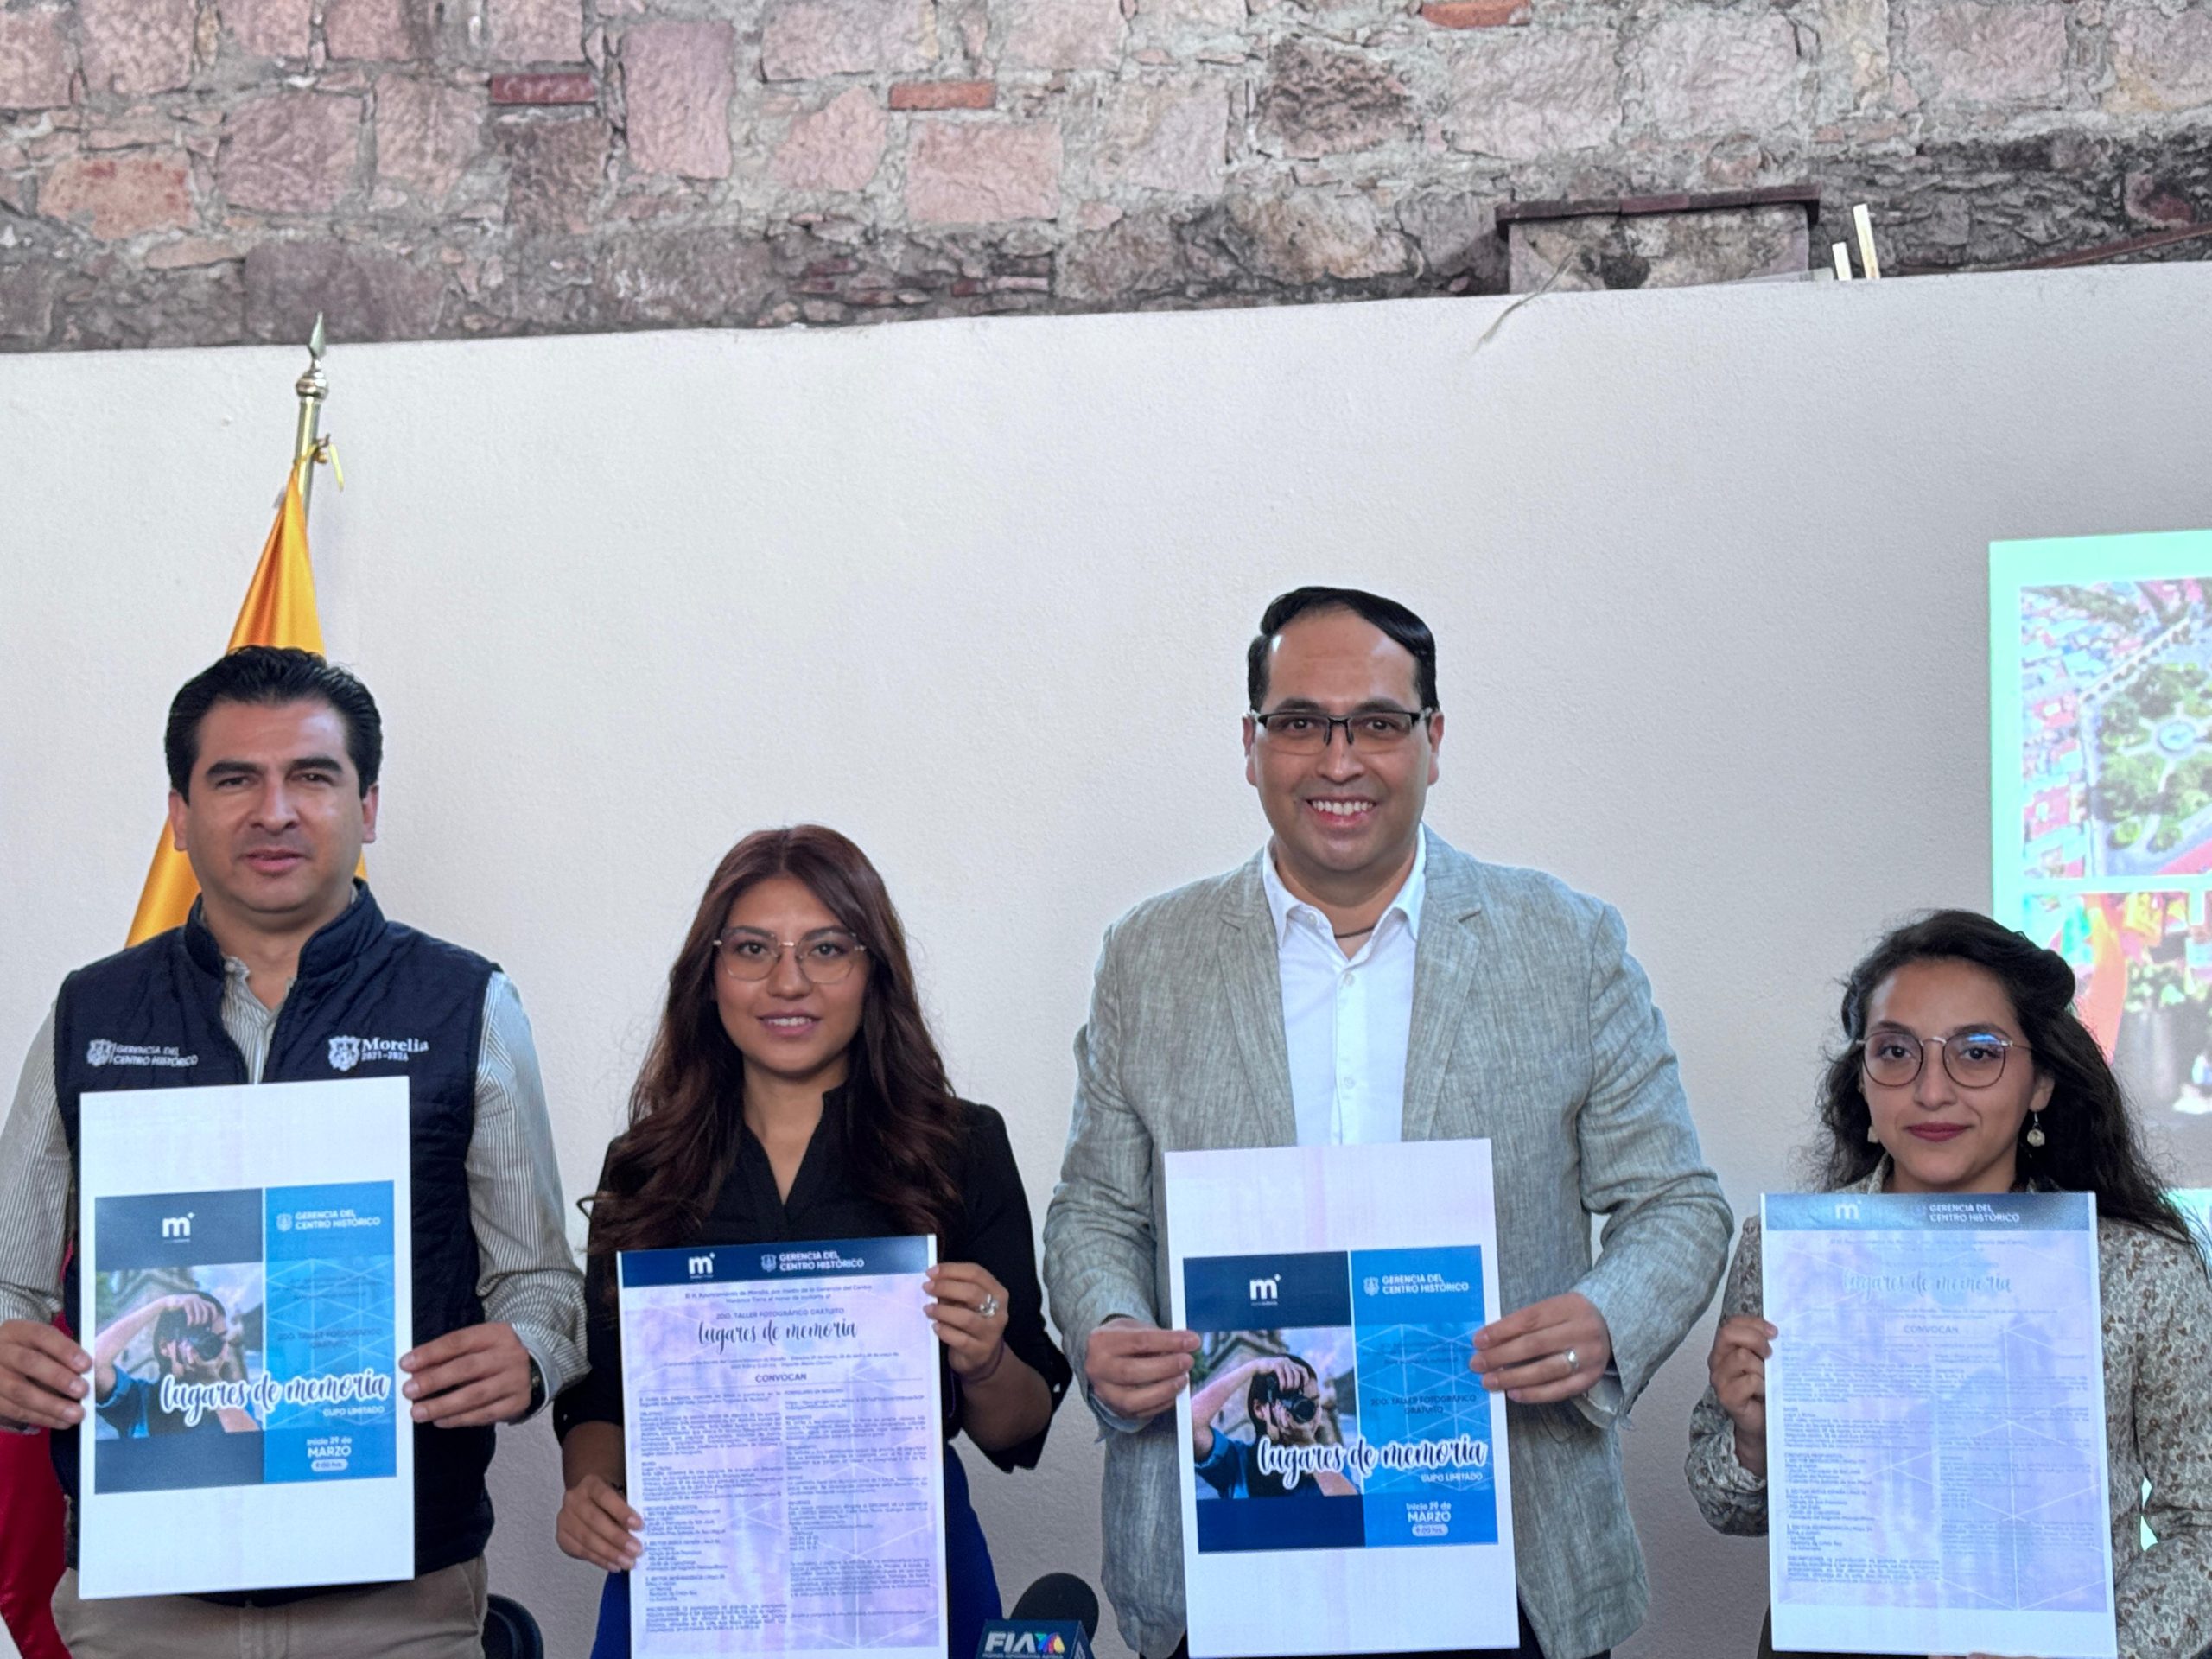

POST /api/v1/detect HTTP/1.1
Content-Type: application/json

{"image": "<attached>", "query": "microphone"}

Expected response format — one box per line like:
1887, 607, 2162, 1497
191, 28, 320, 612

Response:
1009, 1574, 1098, 1638
976, 1573, 1100, 1659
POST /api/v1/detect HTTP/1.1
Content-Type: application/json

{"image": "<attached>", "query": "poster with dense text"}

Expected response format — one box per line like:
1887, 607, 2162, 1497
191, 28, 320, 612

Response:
620, 1235, 945, 1659
1764, 1191, 2115, 1658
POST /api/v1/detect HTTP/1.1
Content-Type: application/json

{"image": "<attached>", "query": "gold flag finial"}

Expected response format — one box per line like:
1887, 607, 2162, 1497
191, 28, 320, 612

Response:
292, 314, 332, 512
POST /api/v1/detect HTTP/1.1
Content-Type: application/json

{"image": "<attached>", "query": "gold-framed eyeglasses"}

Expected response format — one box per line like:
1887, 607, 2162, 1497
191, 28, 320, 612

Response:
1861, 1029, 2023, 1090
1249, 706, 1434, 753
713, 927, 868, 985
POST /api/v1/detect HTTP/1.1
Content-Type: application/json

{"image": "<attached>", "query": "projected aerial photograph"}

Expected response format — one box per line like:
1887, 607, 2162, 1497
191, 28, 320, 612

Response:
2018, 578, 2212, 881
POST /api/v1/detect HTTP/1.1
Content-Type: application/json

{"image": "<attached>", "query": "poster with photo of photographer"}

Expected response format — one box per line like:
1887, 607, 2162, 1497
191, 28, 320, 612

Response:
77, 1077, 414, 1599
1166, 1141, 1517, 1658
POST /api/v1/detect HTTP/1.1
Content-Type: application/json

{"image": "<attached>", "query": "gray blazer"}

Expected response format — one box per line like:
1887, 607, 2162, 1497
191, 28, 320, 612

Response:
1041, 831, 1732, 1659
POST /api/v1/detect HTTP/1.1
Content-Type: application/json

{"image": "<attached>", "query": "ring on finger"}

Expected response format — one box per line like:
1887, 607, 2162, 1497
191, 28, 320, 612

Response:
977, 1293, 1001, 1319
1560, 1347, 1579, 1373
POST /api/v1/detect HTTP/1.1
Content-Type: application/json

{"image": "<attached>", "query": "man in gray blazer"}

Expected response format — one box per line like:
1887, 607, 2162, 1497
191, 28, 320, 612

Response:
1042, 587, 1731, 1659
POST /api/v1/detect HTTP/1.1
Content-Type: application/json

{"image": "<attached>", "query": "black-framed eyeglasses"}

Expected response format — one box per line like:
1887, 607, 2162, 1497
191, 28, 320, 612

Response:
713, 927, 868, 985
1249, 706, 1434, 753
1860, 1029, 2024, 1090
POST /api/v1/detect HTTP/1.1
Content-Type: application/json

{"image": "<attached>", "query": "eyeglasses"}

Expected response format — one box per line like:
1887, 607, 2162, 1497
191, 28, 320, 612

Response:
1861, 1029, 2024, 1090
713, 928, 868, 985
1249, 707, 1434, 753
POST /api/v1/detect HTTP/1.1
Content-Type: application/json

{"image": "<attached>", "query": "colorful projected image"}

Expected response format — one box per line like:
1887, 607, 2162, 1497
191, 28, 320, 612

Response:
2175, 1190, 2212, 1263
2017, 578, 2212, 882
2021, 891, 2212, 1173
1997, 533, 2212, 1192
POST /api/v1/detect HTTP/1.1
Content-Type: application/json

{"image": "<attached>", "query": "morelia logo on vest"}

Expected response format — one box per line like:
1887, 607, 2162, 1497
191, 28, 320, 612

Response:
85, 1040, 197, 1068
327, 1035, 430, 1071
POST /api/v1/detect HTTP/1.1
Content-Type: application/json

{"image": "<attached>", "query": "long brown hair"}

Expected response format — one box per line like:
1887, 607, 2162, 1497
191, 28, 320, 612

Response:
585, 825, 966, 1267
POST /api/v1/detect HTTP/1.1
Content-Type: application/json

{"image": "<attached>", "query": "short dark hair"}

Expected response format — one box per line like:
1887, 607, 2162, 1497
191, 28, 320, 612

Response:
165, 646, 383, 798
1247, 587, 1440, 712
1815, 909, 2197, 1257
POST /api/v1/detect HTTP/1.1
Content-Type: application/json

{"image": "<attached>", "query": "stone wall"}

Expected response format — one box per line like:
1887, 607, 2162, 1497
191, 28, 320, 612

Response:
1, 0, 2209, 349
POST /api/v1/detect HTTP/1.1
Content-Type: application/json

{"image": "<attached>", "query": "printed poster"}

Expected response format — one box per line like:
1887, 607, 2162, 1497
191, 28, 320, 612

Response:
1763, 1191, 2115, 1658
1166, 1141, 1516, 1658
619, 1235, 945, 1659
76, 1077, 414, 1599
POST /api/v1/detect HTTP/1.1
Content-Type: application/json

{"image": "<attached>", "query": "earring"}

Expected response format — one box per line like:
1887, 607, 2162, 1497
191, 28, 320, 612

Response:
1866, 1122, 1880, 1143
2025, 1112, 2046, 1148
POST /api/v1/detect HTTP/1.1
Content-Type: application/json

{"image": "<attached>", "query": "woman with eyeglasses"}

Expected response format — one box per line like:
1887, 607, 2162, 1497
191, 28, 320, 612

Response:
553, 825, 1071, 1659
1686, 910, 2212, 1658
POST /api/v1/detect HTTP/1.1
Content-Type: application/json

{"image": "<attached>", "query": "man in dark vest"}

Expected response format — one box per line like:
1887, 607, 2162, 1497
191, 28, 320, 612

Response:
0, 646, 586, 1657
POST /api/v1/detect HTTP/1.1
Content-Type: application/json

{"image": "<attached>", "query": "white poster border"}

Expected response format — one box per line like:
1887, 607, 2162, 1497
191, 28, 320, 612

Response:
76, 1077, 416, 1600
1166, 1140, 1517, 1659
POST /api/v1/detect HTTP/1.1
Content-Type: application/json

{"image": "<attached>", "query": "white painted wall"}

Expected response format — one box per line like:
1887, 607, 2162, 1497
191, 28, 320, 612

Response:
5, 264, 2211, 1659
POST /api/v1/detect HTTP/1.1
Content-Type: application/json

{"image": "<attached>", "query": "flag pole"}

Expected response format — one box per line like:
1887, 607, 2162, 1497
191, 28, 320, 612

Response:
291, 313, 328, 514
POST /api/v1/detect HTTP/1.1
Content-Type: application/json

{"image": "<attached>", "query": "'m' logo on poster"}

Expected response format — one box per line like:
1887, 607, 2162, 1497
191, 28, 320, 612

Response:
688, 1253, 715, 1278
1248, 1274, 1279, 1305
161, 1214, 192, 1240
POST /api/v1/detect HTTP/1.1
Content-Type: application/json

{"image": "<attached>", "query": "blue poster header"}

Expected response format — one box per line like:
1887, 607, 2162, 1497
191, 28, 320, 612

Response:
1350, 1247, 1485, 1330
1763, 1191, 2092, 1233
1185, 1251, 1350, 1331
620, 1234, 930, 1289
94, 1188, 261, 1273
266, 1182, 392, 1262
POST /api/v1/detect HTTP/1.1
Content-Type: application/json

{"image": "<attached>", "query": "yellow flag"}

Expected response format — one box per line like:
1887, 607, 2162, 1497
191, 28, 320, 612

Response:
125, 465, 329, 945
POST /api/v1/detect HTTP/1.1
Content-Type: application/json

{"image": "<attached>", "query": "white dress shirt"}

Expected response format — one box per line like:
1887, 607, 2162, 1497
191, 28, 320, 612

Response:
1261, 834, 1427, 1147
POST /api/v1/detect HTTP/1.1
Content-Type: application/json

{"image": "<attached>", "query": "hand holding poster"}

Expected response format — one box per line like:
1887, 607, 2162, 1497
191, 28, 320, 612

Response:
1166, 1141, 1516, 1658
76, 1078, 414, 1599
619, 1235, 945, 1659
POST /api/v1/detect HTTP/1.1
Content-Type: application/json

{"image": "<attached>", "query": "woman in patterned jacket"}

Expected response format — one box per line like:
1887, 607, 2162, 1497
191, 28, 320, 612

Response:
1686, 909, 2212, 1659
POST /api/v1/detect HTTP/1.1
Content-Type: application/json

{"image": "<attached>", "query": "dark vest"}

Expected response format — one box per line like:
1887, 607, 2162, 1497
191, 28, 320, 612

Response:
51, 885, 499, 1584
